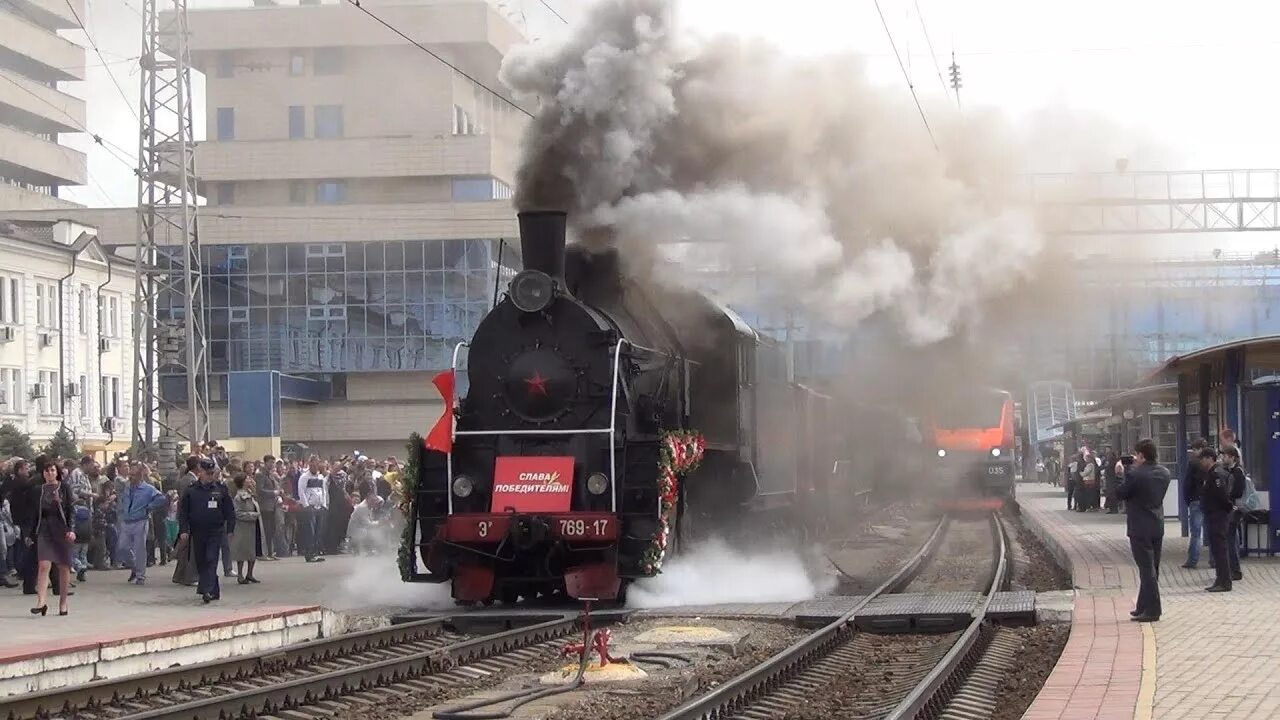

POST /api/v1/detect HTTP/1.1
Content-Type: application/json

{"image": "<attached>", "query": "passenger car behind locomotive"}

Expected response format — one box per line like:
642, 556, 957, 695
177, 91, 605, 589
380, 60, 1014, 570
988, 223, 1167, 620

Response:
925, 386, 1016, 510
402, 211, 836, 603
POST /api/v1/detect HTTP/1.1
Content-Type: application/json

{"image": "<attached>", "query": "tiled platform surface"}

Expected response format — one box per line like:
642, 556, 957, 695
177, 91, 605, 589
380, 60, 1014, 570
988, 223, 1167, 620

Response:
0, 552, 428, 662
1017, 484, 1280, 720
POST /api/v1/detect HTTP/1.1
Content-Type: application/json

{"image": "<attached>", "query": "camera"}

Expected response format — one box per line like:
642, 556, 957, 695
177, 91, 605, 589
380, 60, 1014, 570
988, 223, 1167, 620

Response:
1120, 454, 1135, 467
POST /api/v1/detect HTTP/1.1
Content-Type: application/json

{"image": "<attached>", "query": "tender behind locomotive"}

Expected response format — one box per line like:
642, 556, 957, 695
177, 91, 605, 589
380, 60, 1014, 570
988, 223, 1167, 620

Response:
404, 211, 834, 604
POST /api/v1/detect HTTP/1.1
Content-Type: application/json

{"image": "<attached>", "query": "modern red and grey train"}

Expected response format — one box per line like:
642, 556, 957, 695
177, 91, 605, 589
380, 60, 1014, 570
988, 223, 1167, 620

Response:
400, 211, 844, 604
923, 387, 1017, 510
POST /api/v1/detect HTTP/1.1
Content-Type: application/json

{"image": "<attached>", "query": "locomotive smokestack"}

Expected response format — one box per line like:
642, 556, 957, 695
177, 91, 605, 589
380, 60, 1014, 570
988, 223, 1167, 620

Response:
517, 211, 568, 282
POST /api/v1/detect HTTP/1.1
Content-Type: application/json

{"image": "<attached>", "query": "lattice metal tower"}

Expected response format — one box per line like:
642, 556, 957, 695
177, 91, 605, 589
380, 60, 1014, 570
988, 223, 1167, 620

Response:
133, 0, 207, 474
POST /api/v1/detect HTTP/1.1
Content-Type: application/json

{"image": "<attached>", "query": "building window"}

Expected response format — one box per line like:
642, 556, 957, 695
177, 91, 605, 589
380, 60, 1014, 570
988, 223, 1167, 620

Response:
100, 375, 121, 419
314, 105, 343, 139
289, 181, 308, 204
34, 280, 58, 329
451, 177, 511, 202
0, 368, 20, 414
313, 47, 343, 75
288, 105, 306, 139
0, 275, 18, 324
79, 374, 90, 421
315, 180, 346, 204
37, 369, 59, 415
100, 294, 120, 338
216, 51, 233, 78
216, 182, 235, 205
288, 50, 305, 76
216, 107, 235, 141
305, 243, 345, 259
78, 284, 91, 334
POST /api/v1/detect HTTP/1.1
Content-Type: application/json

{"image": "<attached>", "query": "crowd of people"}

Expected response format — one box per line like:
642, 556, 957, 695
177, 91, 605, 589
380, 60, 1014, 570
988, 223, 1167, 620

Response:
1041, 427, 1258, 622
0, 442, 407, 612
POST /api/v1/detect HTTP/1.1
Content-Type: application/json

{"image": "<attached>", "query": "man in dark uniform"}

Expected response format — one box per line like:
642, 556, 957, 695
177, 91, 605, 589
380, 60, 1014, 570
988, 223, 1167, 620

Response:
1115, 439, 1170, 622
178, 458, 235, 603
1197, 447, 1235, 592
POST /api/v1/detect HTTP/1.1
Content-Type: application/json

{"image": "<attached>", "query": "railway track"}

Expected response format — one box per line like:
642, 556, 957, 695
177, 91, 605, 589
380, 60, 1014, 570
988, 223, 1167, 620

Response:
655, 512, 1012, 720
1, 614, 580, 720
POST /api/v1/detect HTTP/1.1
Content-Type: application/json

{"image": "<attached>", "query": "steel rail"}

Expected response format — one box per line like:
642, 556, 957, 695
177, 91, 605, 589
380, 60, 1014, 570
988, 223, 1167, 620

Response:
654, 515, 951, 720
109, 615, 579, 720
882, 512, 1011, 720
1, 616, 456, 720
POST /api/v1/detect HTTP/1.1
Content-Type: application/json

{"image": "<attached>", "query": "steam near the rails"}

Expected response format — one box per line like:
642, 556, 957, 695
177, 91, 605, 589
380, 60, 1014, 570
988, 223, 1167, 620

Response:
500, 0, 1046, 346
627, 538, 836, 608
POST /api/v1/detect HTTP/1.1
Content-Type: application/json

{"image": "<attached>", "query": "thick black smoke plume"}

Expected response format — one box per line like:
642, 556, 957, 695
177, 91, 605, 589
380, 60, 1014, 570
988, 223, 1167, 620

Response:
499, 0, 1046, 345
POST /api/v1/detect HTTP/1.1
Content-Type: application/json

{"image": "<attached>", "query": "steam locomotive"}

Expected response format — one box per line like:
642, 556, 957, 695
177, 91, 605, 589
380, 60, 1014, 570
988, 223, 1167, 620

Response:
402, 211, 838, 604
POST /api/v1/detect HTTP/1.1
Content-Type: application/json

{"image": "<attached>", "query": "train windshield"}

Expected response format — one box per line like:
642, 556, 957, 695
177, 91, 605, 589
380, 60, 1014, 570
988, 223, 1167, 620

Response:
932, 390, 1008, 430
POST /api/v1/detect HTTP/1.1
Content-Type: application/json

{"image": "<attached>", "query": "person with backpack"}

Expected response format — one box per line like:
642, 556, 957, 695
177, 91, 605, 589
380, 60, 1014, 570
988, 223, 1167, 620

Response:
1220, 446, 1246, 583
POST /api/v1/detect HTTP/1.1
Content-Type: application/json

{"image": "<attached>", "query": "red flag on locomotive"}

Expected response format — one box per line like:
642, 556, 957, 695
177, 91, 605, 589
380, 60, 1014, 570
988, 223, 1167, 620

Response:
424, 370, 455, 453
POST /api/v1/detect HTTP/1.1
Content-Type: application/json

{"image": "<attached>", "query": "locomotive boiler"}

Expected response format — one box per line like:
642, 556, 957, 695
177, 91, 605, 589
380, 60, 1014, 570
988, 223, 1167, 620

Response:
401, 211, 836, 604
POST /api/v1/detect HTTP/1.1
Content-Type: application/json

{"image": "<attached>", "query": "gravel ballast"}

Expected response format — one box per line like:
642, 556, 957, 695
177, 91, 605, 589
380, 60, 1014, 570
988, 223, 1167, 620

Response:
990, 623, 1070, 720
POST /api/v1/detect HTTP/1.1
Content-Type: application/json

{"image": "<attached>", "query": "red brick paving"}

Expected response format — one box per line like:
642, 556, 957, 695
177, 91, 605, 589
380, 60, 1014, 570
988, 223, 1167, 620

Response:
1018, 488, 1144, 720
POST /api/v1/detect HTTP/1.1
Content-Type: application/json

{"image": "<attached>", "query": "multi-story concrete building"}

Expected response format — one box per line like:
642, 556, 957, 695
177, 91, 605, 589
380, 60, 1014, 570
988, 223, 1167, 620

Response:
0, 0, 86, 210
0, 219, 137, 454
12, 0, 529, 458
177, 0, 526, 457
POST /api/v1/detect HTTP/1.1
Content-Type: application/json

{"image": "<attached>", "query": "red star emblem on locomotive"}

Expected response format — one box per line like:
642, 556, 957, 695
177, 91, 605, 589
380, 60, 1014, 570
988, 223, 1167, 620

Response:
524, 371, 549, 396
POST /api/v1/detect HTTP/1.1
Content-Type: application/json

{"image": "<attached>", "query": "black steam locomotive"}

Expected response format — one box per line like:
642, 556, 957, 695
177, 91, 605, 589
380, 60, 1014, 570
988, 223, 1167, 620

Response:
403, 211, 839, 604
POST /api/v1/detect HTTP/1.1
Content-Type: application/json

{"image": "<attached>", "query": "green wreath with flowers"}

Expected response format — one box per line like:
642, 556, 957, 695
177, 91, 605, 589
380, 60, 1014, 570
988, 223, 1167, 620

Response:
640, 429, 706, 575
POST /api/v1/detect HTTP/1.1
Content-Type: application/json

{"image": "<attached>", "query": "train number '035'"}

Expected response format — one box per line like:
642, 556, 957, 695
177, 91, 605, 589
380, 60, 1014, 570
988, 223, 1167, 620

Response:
559, 519, 609, 537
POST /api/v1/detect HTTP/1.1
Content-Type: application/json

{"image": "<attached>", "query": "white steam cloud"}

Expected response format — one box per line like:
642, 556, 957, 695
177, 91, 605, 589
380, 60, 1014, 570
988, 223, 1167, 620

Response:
322, 527, 455, 611
500, 0, 1047, 345
625, 538, 836, 609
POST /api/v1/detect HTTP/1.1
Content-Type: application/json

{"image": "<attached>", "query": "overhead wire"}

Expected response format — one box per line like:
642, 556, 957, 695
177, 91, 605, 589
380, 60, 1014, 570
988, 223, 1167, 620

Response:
872, 0, 938, 151
913, 0, 954, 105
342, 0, 533, 118
0, 73, 137, 173
536, 0, 567, 24
62, 0, 141, 122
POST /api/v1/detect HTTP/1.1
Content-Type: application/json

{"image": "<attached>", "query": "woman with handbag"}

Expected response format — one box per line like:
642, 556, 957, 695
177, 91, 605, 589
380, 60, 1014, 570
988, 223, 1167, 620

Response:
230, 475, 264, 584
30, 456, 75, 616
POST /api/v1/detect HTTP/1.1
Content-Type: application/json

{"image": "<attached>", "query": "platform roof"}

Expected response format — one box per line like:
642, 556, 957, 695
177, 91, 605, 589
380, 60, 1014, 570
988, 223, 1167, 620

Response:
1046, 411, 1113, 432
1143, 334, 1280, 383
1085, 383, 1178, 413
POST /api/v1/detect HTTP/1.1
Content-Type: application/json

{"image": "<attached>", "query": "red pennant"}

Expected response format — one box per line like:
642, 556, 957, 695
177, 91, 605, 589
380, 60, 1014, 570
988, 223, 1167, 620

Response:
425, 370, 455, 453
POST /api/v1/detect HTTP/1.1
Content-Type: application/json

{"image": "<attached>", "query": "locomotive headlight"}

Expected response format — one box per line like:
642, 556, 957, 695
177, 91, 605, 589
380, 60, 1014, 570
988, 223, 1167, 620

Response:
586, 472, 610, 495
510, 269, 555, 313
937, 449, 947, 458
452, 475, 474, 498
990, 448, 1002, 457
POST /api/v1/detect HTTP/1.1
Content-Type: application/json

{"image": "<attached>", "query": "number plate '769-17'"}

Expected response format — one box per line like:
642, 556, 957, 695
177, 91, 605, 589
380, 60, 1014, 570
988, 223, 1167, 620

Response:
445, 513, 619, 543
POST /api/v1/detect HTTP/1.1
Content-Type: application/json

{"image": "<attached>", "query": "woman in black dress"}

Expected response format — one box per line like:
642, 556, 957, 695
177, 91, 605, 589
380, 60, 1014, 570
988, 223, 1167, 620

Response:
32, 455, 75, 617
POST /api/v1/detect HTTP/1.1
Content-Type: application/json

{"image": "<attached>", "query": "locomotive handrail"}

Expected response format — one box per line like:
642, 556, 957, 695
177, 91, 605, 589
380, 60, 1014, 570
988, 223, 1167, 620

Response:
443, 338, 660, 515
447, 341, 470, 516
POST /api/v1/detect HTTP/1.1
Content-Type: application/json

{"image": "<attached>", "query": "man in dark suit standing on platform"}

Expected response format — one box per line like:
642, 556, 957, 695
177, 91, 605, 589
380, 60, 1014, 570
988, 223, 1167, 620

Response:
1116, 438, 1171, 622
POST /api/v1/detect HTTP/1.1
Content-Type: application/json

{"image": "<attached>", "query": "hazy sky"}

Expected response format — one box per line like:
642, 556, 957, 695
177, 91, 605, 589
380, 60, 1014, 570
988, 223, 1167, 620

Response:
61, 0, 1280, 246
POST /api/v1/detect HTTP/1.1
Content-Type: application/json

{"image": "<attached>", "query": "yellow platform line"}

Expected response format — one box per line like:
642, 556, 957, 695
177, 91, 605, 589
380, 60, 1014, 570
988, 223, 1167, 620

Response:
1135, 622, 1157, 720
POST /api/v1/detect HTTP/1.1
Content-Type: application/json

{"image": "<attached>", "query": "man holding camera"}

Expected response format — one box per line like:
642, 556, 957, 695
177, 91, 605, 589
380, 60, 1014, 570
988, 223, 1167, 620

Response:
1116, 439, 1171, 622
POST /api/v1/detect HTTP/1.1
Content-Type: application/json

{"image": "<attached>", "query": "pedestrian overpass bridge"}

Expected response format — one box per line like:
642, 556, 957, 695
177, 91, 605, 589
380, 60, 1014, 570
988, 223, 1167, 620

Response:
1028, 168, 1280, 235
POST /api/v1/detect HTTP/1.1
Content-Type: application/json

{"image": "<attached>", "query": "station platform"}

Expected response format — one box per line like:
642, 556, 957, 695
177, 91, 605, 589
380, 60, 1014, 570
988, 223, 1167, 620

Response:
0, 553, 419, 695
1016, 484, 1280, 720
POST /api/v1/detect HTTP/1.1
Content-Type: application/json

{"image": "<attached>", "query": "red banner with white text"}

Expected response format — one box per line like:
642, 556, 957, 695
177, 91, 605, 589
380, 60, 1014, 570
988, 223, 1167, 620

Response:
490, 456, 575, 513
